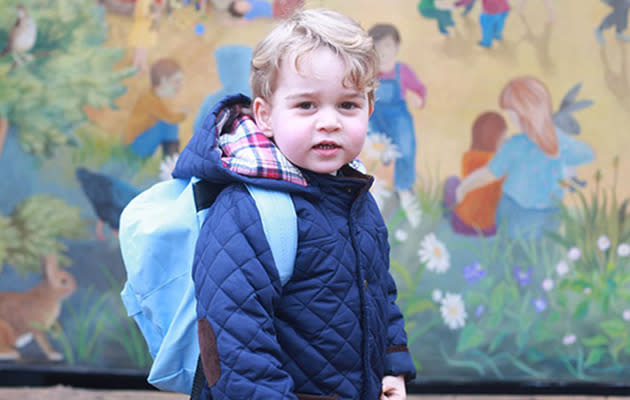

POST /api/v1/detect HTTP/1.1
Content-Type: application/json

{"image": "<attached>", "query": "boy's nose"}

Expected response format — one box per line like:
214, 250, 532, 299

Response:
316, 108, 342, 132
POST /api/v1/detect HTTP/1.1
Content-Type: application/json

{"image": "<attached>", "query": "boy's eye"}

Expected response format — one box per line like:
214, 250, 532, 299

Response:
340, 102, 358, 110
296, 102, 314, 110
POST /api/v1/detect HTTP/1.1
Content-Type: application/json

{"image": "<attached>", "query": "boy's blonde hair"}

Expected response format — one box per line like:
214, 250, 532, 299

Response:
250, 9, 379, 105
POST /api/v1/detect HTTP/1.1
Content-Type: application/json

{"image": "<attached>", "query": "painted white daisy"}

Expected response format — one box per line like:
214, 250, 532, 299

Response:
542, 278, 554, 291
567, 247, 581, 261
556, 260, 569, 276
159, 153, 179, 181
370, 177, 392, 211
418, 233, 450, 273
362, 132, 401, 164
597, 235, 611, 251
562, 334, 577, 345
440, 292, 467, 330
617, 243, 630, 257
394, 229, 408, 242
400, 190, 422, 228
623, 310, 630, 321
584, 287, 592, 295
432, 289, 443, 302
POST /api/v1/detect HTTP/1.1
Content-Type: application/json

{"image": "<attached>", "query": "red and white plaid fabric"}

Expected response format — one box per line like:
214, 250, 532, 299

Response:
218, 112, 308, 186
217, 107, 367, 185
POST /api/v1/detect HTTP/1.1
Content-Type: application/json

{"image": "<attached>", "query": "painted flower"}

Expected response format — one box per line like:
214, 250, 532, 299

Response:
159, 153, 179, 181
400, 191, 422, 228
567, 247, 582, 261
532, 297, 547, 313
623, 310, 630, 321
463, 261, 486, 283
584, 287, 592, 295
542, 278, 554, 291
513, 266, 533, 287
394, 229, 408, 242
563, 334, 577, 345
597, 235, 611, 251
556, 260, 569, 276
370, 178, 392, 211
617, 243, 630, 257
440, 292, 467, 330
362, 132, 401, 164
432, 289, 443, 302
418, 233, 450, 273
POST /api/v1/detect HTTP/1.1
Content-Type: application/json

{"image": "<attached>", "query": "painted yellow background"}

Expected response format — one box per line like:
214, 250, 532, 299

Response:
91, 0, 629, 199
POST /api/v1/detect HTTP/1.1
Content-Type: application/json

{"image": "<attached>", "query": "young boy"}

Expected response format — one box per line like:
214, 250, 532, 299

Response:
126, 58, 187, 159
172, 8, 416, 400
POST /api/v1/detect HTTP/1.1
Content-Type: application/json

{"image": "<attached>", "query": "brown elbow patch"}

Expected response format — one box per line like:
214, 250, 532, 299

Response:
387, 346, 409, 354
198, 319, 221, 386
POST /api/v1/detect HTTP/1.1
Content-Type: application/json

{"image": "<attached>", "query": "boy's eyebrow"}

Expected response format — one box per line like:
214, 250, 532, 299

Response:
284, 90, 366, 100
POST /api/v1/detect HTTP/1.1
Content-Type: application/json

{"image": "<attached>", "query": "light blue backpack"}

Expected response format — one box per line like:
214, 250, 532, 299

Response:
119, 177, 297, 395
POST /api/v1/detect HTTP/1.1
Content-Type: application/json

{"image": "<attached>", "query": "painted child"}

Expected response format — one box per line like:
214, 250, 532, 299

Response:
126, 58, 187, 159
443, 112, 507, 236
193, 45, 253, 135
455, 77, 594, 239
368, 24, 426, 219
418, 0, 456, 35
456, 0, 510, 48
172, 9, 416, 400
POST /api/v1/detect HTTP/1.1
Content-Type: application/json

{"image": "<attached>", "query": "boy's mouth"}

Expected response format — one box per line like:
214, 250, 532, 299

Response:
313, 142, 340, 150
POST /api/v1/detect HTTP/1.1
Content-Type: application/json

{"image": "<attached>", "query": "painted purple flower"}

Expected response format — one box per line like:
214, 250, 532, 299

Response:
475, 305, 485, 318
463, 261, 486, 283
514, 266, 533, 287
532, 297, 547, 313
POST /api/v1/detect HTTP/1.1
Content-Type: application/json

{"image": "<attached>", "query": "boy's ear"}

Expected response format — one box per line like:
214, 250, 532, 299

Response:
253, 97, 273, 138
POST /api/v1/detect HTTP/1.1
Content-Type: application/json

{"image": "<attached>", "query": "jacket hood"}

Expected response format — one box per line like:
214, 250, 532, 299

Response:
173, 94, 368, 194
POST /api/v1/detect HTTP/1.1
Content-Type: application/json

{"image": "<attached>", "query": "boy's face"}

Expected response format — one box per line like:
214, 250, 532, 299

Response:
254, 47, 372, 174
374, 35, 399, 72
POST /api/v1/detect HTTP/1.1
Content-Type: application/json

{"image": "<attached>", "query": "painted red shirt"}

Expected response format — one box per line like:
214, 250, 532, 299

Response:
456, 0, 510, 14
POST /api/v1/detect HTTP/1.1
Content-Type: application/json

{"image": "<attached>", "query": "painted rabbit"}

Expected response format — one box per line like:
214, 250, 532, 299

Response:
0, 254, 76, 361
553, 82, 594, 135
553, 83, 594, 191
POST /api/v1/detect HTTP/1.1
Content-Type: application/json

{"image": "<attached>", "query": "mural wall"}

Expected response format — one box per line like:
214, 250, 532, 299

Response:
1, 0, 630, 387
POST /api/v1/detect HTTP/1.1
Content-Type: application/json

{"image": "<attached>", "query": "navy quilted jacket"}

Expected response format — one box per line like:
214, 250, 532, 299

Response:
173, 95, 416, 400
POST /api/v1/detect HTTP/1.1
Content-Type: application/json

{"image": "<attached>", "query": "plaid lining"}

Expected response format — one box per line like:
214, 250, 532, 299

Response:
218, 112, 308, 186
216, 106, 367, 186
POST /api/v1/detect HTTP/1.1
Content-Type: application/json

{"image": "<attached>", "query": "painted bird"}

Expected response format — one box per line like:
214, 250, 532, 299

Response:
75, 167, 140, 240
0, 5, 37, 66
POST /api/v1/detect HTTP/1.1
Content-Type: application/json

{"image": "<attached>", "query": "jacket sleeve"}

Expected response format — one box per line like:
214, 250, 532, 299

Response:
193, 186, 298, 399
377, 209, 417, 381
384, 268, 417, 381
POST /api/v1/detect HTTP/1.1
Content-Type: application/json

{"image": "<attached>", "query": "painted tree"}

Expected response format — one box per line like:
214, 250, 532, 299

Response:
0, 0, 134, 158
0, 195, 85, 274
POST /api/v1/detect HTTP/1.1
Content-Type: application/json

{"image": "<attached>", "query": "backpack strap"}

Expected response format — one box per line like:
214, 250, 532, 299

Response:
193, 180, 297, 284
245, 184, 297, 286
